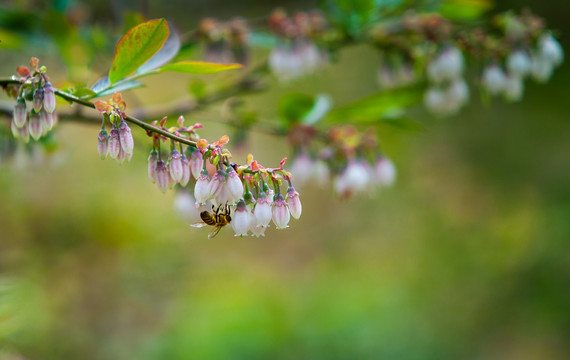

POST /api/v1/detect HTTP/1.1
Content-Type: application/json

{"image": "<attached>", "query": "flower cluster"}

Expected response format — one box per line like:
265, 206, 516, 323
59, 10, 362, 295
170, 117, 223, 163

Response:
94, 93, 134, 163
267, 9, 328, 82
289, 125, 396, 198
198, 17, 249, 65
424, 46, 469, 115
8, 58, 58, 142
481, 34, 563, 101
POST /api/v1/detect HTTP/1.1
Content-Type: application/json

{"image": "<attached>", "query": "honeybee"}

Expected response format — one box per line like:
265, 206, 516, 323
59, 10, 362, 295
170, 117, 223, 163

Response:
191, 204, 232, 239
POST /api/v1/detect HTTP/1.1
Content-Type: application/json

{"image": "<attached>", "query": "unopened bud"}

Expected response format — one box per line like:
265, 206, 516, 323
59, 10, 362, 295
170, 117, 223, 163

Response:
254, 193, 272, 227
43, 83, 56, 113
155, 160, 169, 193
32, 88, 43, 112
194, 169, 211, 205
225, 167, 244, 205
118, 120, 134, 160
107, 127, 121, 159
168, 149, 184, 183
29, 111, 43, 140
180, 153, 191, 187
286, 186, 302, 219
97, 129, 108, 159
147, 148, 158, 183
271, 193, 290, 229
13, 98, 27, 128
190, 149, 204, 179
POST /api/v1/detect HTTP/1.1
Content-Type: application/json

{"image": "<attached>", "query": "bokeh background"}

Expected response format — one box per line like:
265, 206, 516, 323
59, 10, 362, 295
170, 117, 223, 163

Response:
1, 0, 569, 359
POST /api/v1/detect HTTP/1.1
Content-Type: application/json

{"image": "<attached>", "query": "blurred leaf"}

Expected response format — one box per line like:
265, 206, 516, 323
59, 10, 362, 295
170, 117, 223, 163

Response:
379, 116, 425, 132
72, 87, 97, 99
278, 93, 316, 126
137, 27, 181, 74
0, 29, 23, 49
302, 94, 332, 125
122, 11, 146, 34
439, 0, 493, 20
249, 31, 279, 48
159, 61, 242, 74
327, 85, 424, 123
109, 18, 169, 84
90, 77, 110, 94
96, 81, 144, 97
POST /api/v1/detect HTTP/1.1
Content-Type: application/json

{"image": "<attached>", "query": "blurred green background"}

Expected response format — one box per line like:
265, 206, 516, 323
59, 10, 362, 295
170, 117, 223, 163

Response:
1, 0, 569, 359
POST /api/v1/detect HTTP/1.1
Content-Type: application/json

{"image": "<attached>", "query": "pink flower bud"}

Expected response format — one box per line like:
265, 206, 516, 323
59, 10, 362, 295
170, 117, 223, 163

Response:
155, 160, 169, 193
32, 88, 43, 112
29, 111, 43, 140
180, 153, 191, 187
194, 170, 210, 205
374, 157, 396, 187
97, 129, 108, 159
225, 167, 244, 204
168, 149, 184, 183
147, 149, 158, 182
271, 193, 290, 229
286, 186, 302, 219
118, 120, 134, 159
43, 83, 56, 113
107, 128, 120, 159
254, 194, 272, 227
12, 120, 29, 143
13, 98, 27, 128
190, 150, 204, 179
41, 109, 54, 130
232, 200, 251, 237
117, 144, 127, 164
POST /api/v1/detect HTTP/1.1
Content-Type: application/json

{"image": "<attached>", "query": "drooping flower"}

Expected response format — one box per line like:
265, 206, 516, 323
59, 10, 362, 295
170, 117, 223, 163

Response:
107, 127, 121, 159
174, 191, 201, 223
249, 215, 266, 237
538, 34, 564, 66
531, 55, 554, 82
190, 149, 204, 179
254, 192, 273, 227
118, 120, 134, 161
482, 65, 507, 95
97, 128, 109, 159
272, 193, 290, 229
374, 157, 396, 187
290, 153, 314, 188
28, 111, 43, 141
225, 166, 244, 204
147, 148, 158, 183
32, 88, 43, 112
13, 98, 27, 128
155, 160, 169, 193
194, 169, 211, 205
43, 82, 56, 113
180, 153, 191, 187
335, 160, 371, 196
507, 50, 531, 77
208, 170, 226, 205
504, 75, 524, 102
286, 186, 302, 219
232, 200, 251, 237
168, 149, 184, 183
427, 47, 464, 83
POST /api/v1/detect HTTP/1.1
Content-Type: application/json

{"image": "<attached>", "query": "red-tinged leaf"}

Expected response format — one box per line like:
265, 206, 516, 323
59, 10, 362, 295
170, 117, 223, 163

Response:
109, 18, 169, 84
117, 100, 126, 111
197, 139, 209, 152
218, 135, 229, 145
112, 92, 122, 104
251, 160, 259, 171
190, 123, 203, 130
177, 115, 185, 127
29, 57, 39, 68
16, 65, 30, 77
280, 157, 287, 169
159, 61, 242, 75
159, 116, 167, 127
94, 100, 108, 113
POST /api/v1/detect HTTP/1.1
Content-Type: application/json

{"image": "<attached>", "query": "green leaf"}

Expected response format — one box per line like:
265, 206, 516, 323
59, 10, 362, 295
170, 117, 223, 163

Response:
439, 0, 493, 20
278, 93, 316, 126
159, 61, 242, 74
96, 81, 144, 97
327, 85, 425, 124
137, 29, 181, 74
108, 18, 169, 84
72, 87, 97, 99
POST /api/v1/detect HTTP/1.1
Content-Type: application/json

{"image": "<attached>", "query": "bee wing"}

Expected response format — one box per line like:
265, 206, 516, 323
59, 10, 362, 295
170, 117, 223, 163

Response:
190, 222, 208, 228
207, 226, 223, 239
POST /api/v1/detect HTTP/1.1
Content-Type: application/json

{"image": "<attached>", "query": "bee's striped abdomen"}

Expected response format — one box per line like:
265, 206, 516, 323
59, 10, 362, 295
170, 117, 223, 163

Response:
200, 211, 217, 226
